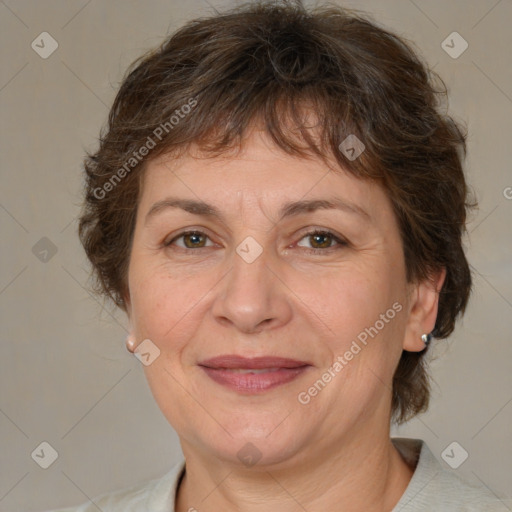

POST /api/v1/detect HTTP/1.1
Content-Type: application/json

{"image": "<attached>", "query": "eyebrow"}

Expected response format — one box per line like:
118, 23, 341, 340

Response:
144, 196, 371, 225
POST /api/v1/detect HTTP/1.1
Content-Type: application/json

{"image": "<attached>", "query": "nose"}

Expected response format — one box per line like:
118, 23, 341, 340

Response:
211, 244, 293, 334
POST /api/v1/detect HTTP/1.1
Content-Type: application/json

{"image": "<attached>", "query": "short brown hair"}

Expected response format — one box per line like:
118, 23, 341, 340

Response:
79, 0, 474, 424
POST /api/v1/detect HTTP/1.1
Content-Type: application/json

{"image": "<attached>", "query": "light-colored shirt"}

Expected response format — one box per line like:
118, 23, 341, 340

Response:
44, 438, 508, 511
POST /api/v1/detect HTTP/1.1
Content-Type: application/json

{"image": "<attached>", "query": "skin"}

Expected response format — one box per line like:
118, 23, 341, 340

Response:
125, 126, 445, 512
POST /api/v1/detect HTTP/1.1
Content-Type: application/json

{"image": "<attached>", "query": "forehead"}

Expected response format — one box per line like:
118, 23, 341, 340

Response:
137, 130, 395, 230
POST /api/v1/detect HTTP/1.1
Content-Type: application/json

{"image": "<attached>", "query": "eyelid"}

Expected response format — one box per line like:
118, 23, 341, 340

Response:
163, 229, 217, 248
294, 228, 349, 251
164, 227, 349, 253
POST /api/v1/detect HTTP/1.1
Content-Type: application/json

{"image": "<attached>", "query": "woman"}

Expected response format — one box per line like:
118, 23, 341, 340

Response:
48, 1, 506, 510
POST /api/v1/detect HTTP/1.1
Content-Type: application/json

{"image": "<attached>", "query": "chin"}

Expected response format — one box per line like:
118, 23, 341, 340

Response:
201, 415, 311, 468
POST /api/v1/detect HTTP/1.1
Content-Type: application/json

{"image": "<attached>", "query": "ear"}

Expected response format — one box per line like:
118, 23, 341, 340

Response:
403, 268, 446, 352
123, 292, 136, 352
125, 320, 137, 353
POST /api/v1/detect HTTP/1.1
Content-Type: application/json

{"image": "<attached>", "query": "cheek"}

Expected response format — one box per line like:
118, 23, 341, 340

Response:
303, 262, 407, 389
295, 264, 398, 340
129, 274, 170, 338
129, 261, 202, 339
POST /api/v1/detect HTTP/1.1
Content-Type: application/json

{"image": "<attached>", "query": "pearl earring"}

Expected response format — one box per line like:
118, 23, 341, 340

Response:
126, 336, 136, 352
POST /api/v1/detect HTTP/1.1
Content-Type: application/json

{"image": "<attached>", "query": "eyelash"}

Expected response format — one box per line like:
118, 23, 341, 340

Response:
164, 229, 348, 254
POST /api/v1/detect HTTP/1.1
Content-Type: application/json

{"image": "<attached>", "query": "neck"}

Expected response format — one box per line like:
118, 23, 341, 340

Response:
175, 426, 414, 512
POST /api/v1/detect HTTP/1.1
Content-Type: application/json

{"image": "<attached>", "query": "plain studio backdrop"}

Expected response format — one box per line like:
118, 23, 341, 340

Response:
0, 0, 511, 510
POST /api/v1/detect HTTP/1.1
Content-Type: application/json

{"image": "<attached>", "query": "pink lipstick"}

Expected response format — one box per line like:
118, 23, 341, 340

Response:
198, 355, 312, 393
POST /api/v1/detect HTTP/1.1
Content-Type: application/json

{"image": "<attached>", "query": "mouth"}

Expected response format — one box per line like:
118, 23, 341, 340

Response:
198, 355, 312, 393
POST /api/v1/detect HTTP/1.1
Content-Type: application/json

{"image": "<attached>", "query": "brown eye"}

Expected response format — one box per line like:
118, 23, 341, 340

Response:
309, 232, 333, 249
296, 230, 347, 252
165, 231, 212, 249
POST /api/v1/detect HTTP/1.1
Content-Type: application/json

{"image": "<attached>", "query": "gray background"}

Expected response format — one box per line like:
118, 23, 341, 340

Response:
0, 0, 511, 510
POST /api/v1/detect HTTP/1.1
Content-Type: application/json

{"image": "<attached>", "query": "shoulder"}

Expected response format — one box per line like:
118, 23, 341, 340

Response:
392, 438, 508, 511
41, 459, 186, 512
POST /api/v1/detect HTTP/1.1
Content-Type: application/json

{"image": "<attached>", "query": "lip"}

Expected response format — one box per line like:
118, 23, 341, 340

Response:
199, 355, 311, 369
198, 355, 312, 393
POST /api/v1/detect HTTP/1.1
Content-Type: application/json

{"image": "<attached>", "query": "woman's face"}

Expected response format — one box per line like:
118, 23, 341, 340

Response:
126, 129, 431, 467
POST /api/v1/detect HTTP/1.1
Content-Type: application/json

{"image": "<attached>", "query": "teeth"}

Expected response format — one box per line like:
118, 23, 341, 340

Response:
223, 368, 283, 374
